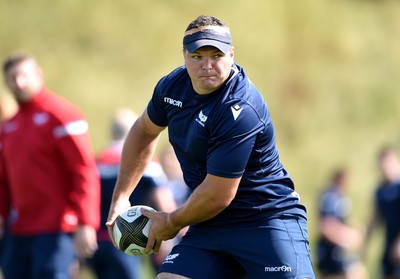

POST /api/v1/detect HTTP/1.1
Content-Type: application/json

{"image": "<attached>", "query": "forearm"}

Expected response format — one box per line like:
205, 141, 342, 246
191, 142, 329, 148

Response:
169, 175, 239, 229
169, 190, 224, 229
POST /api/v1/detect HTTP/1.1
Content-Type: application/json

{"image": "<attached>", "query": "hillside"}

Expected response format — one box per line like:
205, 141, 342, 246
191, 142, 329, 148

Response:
1, 0, 400, 277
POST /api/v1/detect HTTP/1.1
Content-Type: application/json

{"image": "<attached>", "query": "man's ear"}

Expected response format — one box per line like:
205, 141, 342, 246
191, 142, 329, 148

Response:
229, 46, 235, 62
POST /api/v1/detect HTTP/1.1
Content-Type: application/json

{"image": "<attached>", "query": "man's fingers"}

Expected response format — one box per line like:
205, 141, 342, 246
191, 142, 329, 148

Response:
106, 212, 120, 248
144, 231, 155, 254
107, 225, 118, 248
105, 209, 120, 227
140, 208, 154, 218
105, 200, 131, 248
141, 208, 166, 254
153, 239, 162, 253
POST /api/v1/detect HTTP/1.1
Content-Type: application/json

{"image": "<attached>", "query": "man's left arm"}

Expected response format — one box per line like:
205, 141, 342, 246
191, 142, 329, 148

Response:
143, 174, 241, 254
53, 117, 100, 258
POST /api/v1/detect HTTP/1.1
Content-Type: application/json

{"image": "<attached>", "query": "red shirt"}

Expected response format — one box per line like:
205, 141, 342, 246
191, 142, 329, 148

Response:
0, 89, 100, 235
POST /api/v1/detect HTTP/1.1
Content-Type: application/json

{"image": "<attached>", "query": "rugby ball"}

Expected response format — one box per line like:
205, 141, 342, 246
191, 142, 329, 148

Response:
113, 205, 155, 256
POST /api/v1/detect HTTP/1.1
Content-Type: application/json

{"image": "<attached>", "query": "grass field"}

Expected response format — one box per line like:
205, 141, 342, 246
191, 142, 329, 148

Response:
1, 0, 400, 277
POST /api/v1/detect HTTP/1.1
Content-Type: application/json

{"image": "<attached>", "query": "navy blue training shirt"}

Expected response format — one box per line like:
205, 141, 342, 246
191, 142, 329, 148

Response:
147, 64, 307, 227
375, 181, 400, 252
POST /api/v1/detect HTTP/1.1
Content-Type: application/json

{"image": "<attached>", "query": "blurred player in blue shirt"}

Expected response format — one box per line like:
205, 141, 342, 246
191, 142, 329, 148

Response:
88, 109, 177, 279
159, 145, 189, 207
317, 168, 368, 279
365, 146, 400, 279
107, 15, 315, 279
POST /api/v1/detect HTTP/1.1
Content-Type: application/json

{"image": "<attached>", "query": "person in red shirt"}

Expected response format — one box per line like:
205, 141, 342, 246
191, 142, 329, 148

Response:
0, 53, 100, 279
0, 95, 18, 275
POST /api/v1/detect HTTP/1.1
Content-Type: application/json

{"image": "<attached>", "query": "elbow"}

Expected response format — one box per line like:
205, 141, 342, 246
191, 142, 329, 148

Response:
208, 196, 232, 214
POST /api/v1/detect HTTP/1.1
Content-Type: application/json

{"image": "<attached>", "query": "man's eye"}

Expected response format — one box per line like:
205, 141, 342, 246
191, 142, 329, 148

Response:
212, 53, 225, 59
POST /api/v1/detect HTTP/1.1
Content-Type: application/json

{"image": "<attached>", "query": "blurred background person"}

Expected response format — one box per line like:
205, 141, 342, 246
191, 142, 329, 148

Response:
0, 95, 18, 277
86, 108, 178, 279
158, 144, 190, 243
364, 146, 400, 279
316, 168, 368, 279
159, 144, 189, 207
0, 53, 100, 279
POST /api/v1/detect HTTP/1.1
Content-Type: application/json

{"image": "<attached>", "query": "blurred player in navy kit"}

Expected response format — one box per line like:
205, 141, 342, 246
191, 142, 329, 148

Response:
88, 108, 177, 279
317, 168, 368, 279
107, 15, 316, 279
364, 146, 400, 279
159, 145, 189, 207
0, 53, 100, 278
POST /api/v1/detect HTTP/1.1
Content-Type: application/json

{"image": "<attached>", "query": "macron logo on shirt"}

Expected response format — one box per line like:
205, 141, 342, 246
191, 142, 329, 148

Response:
164, 97, 182, 107
231, 105, 243, 120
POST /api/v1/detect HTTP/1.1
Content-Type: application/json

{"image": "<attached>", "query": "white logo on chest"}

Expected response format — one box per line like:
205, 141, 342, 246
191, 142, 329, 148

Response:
195, 110, 208, 127
231, 105, 243, 120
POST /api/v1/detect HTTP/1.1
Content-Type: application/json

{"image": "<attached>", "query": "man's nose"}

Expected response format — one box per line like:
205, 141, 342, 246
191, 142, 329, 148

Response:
15, 75, 28, 88
201, 58, 213, 70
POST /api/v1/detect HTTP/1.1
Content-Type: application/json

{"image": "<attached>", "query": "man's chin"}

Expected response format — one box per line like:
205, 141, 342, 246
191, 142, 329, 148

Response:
16, 93, 33, 103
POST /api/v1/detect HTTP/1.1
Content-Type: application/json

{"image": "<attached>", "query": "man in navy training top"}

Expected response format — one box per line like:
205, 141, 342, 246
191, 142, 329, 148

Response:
364, 146, 400, 279
316, 168, 367, 279
106, 15, 316, 279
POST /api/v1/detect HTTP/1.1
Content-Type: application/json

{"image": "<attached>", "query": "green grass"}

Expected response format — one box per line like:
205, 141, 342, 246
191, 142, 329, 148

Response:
1, 0, 400, 277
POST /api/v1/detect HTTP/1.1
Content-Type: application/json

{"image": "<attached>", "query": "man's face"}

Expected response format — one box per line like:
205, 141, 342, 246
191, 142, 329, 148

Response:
380, 152, 400, 181
183, 46, 234, 94
4, 60, 43, 103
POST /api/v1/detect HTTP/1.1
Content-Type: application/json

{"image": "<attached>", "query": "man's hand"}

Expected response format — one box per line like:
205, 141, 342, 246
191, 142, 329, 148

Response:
141, 209, 181, 255
105, 198, 131, 248
73, 225, 98, 259
390, 237, 400, 263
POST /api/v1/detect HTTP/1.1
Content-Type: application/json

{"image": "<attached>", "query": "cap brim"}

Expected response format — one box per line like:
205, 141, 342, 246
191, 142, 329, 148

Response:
185, 39, 231, 54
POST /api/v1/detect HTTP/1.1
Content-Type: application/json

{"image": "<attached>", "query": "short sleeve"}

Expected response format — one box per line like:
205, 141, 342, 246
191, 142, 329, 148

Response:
147, 77, 169, 127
